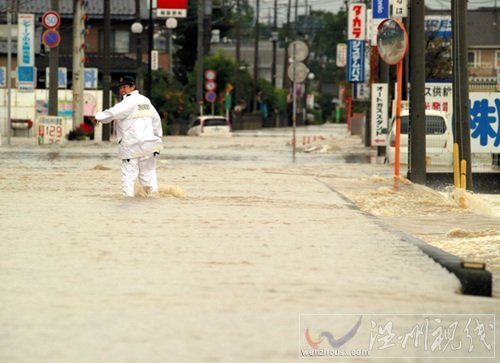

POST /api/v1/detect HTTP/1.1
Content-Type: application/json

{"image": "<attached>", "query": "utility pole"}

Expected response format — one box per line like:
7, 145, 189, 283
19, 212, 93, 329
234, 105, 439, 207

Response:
134, 0, 143, 90
253, 0, 260, 110
235, 0, 241, 106
72, 0, 85, 129
102, 0, 111, 141
6, 10, 12, 145
271, 0, 277, 88
197, 0, 205, 112
408, 0, 427, 184
147, 0, 153, 98
48, 0, 59, 116
294, 0, 298, 23
452, 0, 472, 188
282, 0, 292, 89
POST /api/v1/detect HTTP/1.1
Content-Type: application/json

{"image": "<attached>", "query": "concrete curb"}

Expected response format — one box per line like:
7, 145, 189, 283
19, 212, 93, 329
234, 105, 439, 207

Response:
318, 178, 493, 297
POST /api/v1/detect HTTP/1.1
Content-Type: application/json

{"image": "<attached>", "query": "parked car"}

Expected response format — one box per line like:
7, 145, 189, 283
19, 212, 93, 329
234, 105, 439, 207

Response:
386, 110, 453, 166
187, 116, 232, 136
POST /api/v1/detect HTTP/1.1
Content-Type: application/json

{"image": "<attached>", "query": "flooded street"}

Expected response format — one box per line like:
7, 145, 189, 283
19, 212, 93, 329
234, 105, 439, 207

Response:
0, 124, 498, 362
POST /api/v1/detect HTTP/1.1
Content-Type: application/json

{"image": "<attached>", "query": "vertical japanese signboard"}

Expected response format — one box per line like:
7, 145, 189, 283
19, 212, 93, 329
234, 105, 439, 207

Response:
347, 40, 365, 83
348, 3, 366, 40
371, 83, 388, 146
392, 0, 408, 18
372, 0, 389, 19
371, 0, 388, 44
336, 43, 347, 67
348, 3, 366, 83
17, 14, 35, 92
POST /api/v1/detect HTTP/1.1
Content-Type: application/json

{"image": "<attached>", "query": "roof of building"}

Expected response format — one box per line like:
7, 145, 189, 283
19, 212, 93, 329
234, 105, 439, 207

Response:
0, 0, 149, 20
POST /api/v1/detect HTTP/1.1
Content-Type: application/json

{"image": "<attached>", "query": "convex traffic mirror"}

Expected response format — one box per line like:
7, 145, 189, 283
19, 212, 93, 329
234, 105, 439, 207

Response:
377, 18, 408, 65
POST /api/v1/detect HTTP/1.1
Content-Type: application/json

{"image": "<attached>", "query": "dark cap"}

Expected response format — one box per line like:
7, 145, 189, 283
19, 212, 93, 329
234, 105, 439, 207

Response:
118, 75, 135, 87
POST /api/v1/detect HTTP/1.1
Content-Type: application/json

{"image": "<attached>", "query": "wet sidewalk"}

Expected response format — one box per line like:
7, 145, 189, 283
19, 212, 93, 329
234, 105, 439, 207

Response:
0, 124, 498, 362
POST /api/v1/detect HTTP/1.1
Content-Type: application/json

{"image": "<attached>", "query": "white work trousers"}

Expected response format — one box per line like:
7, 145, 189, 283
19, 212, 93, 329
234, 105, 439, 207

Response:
121, 154, 158, 197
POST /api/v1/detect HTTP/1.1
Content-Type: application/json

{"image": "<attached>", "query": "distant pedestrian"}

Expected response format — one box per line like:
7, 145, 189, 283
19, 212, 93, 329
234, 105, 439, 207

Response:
94, 75, 163, 197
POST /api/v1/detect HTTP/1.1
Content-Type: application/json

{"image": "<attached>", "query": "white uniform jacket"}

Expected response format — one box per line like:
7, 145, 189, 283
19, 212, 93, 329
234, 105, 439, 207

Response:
95, 90, 163, 160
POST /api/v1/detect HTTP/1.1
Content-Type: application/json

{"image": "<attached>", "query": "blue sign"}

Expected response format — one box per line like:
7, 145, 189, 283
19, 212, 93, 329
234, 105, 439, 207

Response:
58, 68, 67, 88
347, 40, 365, 83
84, 68, 98, 89
425, 16, 452, 39
0, 67, 5, 87
205, 90, 217, 103
372, 0, 389, 19
18, 66, 35, 83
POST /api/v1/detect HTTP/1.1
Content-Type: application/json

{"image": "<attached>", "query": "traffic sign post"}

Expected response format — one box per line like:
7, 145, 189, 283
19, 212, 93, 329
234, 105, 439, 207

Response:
205, 91, 217, 115
377, 18, 409, 177
287, 40, 310, 162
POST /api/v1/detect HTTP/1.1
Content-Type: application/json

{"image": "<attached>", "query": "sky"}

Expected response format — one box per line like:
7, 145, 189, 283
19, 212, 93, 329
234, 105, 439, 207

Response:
258, 0, 498, 17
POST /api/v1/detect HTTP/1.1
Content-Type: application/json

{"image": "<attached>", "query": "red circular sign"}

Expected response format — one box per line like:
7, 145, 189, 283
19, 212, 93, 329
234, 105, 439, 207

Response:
205, 81, 217, 91
42, 11, 60, 29
204, 69, 216, 81
42, 29, 61, 48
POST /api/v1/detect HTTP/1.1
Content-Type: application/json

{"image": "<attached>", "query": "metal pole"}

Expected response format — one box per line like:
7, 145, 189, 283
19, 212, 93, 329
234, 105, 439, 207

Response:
6, 11, 12, 145
452, 0, 472, 188
169, 30, 173, 75
271, 0, 277, 88
197, 0, 205, 111
282, 0, 291, 89
253, 0, 260, 110
102, 0, 111, 141
147, 0, 153, 98
408, 0, 426, 184
394, 60, 403, 177
235, 0, 241, 106
292, 43, 296, 162
135, 0, 143, 89
48, 0, 59, 116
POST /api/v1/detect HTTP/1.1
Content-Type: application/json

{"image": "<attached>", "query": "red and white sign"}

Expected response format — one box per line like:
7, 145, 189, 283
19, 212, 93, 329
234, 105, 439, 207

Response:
348, 3, 366, 40
42, 11, 60, 29
157, 0, 187, 18
204, 69, 216, 81
205, 81, 217, 91
37, 116, 66, 144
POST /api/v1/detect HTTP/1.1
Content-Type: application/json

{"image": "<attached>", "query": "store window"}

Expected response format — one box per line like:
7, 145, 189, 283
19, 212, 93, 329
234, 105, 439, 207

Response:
99, 30, 130, 53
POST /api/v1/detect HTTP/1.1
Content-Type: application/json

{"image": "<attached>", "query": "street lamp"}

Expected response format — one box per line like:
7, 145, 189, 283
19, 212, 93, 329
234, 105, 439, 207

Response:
165, 18, 178, 75
131, 21, 143, 89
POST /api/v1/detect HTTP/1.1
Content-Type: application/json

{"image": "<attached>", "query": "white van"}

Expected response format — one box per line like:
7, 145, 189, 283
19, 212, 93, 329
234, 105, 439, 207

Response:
386, 110, 453, 166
